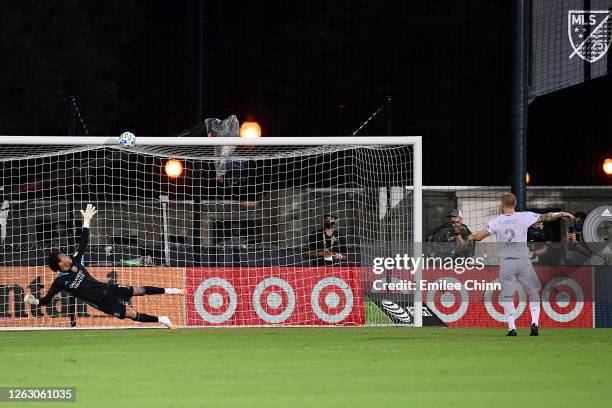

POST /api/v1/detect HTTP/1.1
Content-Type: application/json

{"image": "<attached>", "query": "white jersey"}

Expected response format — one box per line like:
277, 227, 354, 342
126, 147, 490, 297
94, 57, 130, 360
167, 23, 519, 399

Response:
485, 211, 540, 259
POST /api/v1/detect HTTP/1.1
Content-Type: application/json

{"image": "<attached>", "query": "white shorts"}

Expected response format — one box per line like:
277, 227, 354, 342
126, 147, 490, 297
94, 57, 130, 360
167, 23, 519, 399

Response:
499, 258, 541, 301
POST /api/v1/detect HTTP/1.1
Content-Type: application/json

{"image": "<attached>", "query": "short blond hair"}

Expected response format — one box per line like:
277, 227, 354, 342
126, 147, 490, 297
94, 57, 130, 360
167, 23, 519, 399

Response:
501, 193, 516, 209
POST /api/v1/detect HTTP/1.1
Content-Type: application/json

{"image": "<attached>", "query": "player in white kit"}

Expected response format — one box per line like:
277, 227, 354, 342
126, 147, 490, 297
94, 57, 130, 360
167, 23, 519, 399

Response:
467, 193, 574, 336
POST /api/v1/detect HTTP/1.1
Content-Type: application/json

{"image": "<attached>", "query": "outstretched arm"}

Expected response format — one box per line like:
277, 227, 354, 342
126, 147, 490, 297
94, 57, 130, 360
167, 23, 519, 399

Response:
467, 230, 491, 242
538, 212, 575, 222
74, 204, 97, 261
25, 283, 62, 307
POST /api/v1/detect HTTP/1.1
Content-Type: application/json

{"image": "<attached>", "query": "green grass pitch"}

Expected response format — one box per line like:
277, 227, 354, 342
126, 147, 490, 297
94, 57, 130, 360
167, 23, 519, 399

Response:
2, 328, 611, 408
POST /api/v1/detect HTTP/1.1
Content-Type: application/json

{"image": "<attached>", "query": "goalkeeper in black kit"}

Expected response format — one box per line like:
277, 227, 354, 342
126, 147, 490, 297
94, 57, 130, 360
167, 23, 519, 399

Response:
24, 204, 183, 329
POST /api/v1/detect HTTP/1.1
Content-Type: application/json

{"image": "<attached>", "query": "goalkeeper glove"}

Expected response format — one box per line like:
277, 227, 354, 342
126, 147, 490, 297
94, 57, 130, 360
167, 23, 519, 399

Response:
24, 294, 39, 305
80, 204, 97, 228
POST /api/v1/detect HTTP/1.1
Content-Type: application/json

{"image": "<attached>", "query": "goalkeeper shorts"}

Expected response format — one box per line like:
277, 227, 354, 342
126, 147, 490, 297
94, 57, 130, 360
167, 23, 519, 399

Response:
100, 284, 134, 319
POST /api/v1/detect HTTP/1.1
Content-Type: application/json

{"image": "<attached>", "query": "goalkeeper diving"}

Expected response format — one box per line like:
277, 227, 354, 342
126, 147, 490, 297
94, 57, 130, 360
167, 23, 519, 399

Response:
24, 204, 183, 329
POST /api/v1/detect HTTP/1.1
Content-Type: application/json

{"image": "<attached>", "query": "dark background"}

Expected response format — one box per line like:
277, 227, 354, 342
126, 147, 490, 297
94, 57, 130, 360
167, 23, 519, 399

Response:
0, 0, 610, 186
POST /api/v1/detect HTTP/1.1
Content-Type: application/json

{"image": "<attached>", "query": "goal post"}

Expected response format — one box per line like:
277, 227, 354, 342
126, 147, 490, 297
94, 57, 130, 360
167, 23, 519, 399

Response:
0, 136, 423, 329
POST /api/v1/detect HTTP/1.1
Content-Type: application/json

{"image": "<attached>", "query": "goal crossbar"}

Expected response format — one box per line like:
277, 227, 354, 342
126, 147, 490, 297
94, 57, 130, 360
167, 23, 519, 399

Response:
0, 136, 421, 146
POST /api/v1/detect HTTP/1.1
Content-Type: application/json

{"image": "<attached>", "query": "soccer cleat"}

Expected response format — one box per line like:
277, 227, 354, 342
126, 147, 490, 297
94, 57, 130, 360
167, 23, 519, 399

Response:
530, 323, 539, 336
159, 316, 175, 330
507, 329, 517, 336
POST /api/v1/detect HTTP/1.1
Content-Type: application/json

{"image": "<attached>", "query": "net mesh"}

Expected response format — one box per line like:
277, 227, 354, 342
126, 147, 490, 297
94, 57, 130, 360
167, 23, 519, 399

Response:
0, 142, 415, 328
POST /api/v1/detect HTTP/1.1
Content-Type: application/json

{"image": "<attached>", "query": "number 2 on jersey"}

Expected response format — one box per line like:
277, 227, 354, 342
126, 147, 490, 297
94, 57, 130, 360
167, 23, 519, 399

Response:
504, 228, 515, 245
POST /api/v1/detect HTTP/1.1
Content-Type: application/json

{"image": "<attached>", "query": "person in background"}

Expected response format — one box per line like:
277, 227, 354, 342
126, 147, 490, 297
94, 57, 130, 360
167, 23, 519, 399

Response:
527, 221, 553, 265
562, 211, 591, 264
307, 214, 347, 266
426, 209, 474, 258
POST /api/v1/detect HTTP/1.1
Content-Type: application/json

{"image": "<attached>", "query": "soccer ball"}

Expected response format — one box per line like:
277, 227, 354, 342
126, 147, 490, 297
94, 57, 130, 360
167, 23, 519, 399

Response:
119, 132, 137, 147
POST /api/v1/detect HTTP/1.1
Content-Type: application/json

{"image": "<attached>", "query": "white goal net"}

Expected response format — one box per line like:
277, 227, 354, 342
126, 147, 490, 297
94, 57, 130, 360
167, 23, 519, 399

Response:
0, 136, 422, 329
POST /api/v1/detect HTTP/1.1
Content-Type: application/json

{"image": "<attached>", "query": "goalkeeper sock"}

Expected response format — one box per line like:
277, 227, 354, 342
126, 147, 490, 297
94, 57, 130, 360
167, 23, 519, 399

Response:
134, 312, 158, 323
141, 286, 165, 295
164, 288, 182, 295
529, 301, 540, 326
501, 301, 517, 331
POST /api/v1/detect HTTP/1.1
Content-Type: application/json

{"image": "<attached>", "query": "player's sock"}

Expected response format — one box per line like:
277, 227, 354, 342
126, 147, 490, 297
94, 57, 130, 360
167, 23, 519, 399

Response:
164, 288, 184, 295
141, 286, 165, 295
529, 301, 540, 326
134, 312, 159, 323
501, 301, 517, 331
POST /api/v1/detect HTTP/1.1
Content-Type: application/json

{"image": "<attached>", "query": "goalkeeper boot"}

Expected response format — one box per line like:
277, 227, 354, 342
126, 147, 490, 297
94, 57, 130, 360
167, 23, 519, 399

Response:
507, 329, 517, 337
530, 323, 539, 336
159, 316, 175, 330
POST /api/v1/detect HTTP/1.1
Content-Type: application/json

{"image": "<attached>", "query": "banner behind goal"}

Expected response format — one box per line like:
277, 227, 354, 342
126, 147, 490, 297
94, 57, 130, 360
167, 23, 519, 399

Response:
0, 136, 422, 329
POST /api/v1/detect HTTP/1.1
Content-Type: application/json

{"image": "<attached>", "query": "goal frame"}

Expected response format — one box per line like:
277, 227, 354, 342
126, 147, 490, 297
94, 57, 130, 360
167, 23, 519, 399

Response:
0, 135, 423, 327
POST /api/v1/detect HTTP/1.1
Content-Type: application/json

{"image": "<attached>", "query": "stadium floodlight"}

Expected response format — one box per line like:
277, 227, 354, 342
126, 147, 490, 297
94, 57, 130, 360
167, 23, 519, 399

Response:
603, 158, 612, 176
165, 159, 183, 178
0, 135, 422, 330
239, 121, 262, 138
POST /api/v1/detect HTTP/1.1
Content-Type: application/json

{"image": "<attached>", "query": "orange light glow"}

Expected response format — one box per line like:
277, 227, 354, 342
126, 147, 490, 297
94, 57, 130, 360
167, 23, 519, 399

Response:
165, 160, 183, 177
239, 121, 262, 138
604, 158, 612, 175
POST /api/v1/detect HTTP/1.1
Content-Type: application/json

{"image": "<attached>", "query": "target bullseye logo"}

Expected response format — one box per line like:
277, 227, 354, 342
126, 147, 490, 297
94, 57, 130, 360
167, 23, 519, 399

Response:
542, 278, 584, 323
311, 277, 354, 323
484, 278, 527, 322
194, 277, 238, 324
426, 277, 469, 323
253, 277, 296, 324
